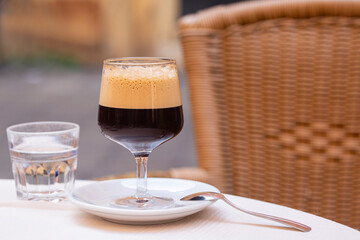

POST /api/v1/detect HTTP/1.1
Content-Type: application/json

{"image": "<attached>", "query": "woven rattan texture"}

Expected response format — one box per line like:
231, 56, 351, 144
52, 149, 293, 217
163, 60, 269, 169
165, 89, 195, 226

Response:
180, 1, 360, 229
180, 30, 234, 193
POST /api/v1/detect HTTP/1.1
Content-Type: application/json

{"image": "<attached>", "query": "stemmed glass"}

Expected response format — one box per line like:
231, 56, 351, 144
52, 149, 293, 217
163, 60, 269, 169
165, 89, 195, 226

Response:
98, 57, 184, 209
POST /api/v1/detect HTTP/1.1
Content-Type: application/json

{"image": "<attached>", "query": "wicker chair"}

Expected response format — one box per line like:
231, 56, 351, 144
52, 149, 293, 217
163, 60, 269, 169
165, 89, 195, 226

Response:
179, 0, 360, 229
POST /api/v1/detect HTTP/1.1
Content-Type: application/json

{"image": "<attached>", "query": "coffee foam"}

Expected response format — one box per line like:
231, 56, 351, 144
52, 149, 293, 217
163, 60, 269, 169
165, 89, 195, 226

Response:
99, 64, 182, 109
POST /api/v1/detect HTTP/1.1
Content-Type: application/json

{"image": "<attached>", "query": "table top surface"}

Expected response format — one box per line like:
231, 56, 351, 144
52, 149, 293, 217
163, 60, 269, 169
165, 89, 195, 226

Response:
0, 179, 359, 240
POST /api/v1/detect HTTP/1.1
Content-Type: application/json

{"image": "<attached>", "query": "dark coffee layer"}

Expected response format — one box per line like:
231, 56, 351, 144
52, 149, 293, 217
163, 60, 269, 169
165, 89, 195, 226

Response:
98, 105, 183, 146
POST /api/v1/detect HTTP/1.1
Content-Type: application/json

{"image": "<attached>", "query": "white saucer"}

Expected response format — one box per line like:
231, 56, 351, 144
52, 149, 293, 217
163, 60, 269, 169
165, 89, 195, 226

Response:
69, 178, 219, 224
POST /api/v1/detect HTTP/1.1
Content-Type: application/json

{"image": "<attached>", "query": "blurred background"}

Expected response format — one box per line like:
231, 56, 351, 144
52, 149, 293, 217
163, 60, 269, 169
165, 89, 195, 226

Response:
0, 0, 241, 179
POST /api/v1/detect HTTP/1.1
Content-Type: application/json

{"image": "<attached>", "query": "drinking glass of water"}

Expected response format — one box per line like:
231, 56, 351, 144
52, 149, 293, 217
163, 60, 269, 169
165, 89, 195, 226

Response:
6, 121, 79, 202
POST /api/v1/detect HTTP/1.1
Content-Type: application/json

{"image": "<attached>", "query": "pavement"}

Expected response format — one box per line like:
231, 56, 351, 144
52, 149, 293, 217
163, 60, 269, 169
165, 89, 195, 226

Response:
0, 66, 197, 179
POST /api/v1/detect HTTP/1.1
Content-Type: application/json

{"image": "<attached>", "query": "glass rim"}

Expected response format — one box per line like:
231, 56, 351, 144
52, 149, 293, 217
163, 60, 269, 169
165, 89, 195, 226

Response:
103, 57, 176, 66
6, 121, 79, 135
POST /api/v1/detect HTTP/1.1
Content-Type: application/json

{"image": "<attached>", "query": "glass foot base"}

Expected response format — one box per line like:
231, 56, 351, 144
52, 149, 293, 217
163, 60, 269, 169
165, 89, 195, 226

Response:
111, 195, 175, 210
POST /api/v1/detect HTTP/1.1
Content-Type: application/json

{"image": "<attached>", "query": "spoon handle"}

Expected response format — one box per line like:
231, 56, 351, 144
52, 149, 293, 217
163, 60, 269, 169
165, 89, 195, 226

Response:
218, 194, 311, 232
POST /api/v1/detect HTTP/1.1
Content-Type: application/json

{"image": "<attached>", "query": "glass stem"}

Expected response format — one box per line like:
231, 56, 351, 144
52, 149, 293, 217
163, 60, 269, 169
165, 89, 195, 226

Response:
134, 154, 149, 199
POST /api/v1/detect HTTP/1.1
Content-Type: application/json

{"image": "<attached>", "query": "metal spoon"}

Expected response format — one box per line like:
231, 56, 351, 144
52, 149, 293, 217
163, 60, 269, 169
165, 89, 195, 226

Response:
181, 192, 311, 232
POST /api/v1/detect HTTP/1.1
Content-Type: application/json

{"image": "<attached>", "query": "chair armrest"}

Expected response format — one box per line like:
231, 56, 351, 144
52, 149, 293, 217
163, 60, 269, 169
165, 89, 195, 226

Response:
169, 167, 208, 183
94, 167, 208, 183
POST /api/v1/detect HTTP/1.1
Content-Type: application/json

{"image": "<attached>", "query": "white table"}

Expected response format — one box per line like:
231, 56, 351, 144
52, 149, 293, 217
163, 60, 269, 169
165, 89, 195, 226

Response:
1, 179, 359, 240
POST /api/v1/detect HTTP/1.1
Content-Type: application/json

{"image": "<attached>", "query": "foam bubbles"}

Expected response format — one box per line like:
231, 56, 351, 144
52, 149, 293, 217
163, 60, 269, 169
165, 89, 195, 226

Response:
99, 64, 182, 109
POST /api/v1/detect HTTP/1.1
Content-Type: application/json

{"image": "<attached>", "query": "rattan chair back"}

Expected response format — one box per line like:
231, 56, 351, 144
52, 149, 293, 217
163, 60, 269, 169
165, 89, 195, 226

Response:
179, 0, 360, 229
